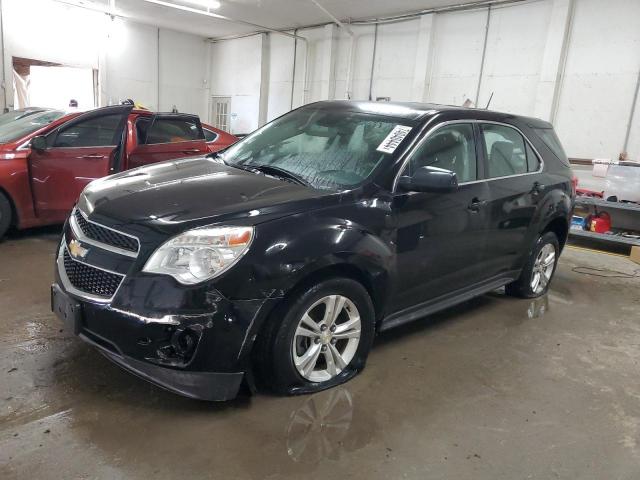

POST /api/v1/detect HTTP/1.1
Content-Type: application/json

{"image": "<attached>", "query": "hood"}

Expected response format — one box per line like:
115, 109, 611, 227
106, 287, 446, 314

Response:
80, 156, 338, 233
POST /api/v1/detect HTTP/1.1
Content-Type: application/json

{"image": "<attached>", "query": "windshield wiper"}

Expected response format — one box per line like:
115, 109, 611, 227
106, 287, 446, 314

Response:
248, 164, 311, 187
208, 152, 256, 173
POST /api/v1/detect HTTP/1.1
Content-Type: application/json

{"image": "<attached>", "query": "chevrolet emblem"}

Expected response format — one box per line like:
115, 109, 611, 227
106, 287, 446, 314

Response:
69, 239, 89, 259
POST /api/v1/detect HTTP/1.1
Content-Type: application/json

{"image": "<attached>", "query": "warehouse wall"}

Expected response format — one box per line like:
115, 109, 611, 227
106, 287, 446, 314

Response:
554, 0, 640, 159
210, 35, 263, 134
0, 0, 209, 119
208, 0, 640, 161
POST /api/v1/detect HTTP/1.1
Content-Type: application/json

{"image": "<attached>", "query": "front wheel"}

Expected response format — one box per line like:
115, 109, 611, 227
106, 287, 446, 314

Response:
506, 232, 559, 298
255, 277, 375, 395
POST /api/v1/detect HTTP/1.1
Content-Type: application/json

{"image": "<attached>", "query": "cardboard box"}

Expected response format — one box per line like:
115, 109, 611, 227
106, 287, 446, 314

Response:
631, 246, 640, 265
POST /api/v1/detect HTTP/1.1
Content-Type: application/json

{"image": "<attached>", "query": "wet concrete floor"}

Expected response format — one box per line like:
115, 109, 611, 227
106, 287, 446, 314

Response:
1, 228, 640, 479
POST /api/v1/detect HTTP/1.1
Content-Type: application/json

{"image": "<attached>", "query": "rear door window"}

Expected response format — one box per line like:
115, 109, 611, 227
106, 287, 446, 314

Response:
52, 114, 122, 148
480, 123, 539, 178
141, 117, 204, 145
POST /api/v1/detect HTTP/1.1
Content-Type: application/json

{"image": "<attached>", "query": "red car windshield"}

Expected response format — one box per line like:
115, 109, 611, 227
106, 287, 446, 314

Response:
0, 109, 66, 144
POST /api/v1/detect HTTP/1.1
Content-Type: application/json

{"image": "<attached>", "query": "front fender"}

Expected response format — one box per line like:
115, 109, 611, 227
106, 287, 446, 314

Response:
222, 209, 395, 364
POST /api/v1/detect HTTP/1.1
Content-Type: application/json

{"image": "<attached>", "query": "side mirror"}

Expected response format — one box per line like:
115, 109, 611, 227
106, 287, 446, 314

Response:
31, 135, 47, 152
398, 166, 458, 193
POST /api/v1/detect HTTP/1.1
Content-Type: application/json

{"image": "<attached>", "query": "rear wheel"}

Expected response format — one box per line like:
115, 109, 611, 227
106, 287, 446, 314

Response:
506, 232, 559, 298
0, 193, 12, 239
255, 277, 375, 395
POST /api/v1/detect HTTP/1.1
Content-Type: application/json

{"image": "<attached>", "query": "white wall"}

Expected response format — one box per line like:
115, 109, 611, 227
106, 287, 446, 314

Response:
103, 18, 159, 110
159, 29, 209, 120
210, 35, 263, 134
554, 0, 640, 159
266, 34, 295, 121
208, 0, 640, 160
1, 0, 208, 119
477, 0, 552, 113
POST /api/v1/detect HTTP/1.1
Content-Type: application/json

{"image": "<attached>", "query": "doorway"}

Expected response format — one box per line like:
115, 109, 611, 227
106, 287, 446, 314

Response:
210, 96, 231, 132
12, 56, 96, 111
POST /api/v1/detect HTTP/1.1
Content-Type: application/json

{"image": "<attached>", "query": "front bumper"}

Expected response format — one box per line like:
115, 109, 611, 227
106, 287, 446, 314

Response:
81, 330, 243, 401
53, 277, 279, 401
53, 216, 281, 401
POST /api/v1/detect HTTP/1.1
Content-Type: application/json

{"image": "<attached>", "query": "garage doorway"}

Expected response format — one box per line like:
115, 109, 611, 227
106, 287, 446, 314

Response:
210, 96, 231, 132
12, 56, 97, 111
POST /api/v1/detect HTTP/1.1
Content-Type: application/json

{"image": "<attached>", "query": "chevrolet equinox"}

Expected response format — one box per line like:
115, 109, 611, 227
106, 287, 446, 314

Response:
52, 101, 574, 401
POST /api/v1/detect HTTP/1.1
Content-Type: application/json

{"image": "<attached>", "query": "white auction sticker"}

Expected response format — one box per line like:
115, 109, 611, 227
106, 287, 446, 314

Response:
376, 125, 413, 154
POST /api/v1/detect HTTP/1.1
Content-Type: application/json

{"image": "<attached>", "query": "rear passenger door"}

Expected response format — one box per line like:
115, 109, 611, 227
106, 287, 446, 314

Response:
479, 122, 544, 276
127, 114, 208, 169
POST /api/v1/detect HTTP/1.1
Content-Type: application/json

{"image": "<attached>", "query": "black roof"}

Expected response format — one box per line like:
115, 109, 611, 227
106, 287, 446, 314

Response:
304, 100, 553, 129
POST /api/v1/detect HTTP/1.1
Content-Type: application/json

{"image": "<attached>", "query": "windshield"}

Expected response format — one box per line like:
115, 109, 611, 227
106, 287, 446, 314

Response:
0, 109, 66, 144
221, 108, 414, 190
0, 108, 46, 127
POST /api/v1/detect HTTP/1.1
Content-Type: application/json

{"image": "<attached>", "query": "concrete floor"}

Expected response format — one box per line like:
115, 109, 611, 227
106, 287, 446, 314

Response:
1, 228, 640, 480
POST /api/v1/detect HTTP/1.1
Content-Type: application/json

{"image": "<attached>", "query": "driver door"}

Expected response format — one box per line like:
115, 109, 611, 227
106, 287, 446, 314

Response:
390, 122, 491, 312
28, 105, 132, 221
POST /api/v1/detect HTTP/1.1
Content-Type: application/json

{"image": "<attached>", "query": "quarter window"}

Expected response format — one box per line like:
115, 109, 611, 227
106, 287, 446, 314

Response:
405, 123, 477, 183
480, 124, 539, 178
203, 128, 219, 143
52, 114, 123, 148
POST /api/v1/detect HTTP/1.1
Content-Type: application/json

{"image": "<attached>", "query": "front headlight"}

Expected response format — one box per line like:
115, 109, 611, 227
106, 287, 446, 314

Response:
143, 226, 254, 285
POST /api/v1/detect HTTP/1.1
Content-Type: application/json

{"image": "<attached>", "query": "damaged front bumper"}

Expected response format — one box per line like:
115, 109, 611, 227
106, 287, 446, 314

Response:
53, 220, 282, 401
52, 277, 280, 401
83, 330, 244, 401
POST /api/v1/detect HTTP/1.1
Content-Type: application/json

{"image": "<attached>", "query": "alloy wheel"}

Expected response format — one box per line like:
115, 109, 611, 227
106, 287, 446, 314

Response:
531, 243, 556, 294
292, 295, 361, 382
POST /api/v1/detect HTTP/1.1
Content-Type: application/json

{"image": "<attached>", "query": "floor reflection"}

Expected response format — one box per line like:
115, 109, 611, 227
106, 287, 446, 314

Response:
527, 295, 549, 319
286, 388, 353, 463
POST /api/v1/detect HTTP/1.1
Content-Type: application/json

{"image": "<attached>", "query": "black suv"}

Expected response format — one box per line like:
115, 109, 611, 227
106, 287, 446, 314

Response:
52, 101, 574, 401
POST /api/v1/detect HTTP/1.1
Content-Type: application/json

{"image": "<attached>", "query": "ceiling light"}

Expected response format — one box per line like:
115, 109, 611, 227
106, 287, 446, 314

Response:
183, 0, 221, 9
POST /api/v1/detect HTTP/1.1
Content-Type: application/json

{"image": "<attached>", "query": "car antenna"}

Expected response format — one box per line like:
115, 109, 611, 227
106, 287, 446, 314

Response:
485, 92, 494, 109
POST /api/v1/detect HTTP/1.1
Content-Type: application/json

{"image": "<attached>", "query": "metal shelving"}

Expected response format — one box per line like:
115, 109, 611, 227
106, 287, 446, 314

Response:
574, 197, 640, 213
569, 228, 640, 247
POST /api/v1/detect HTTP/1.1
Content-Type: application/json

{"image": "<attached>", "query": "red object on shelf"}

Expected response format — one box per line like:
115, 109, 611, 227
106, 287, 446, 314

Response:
576, 188, 604, 198
589, 212, 611, 233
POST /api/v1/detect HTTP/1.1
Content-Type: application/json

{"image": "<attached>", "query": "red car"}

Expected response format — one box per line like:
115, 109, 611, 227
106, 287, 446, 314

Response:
0, 105, 237, 237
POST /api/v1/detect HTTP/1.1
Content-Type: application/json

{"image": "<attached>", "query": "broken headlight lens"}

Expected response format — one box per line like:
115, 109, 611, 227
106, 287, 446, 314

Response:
143, 226, 254, 285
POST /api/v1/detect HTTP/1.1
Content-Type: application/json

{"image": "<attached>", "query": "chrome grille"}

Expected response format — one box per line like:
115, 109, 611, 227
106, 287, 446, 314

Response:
62, 248, 123, 299
73, 209, 139, 254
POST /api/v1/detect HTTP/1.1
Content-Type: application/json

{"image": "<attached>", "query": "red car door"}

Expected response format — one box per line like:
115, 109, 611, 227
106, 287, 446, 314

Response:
127, 114, 209, 169
28, 105, 132, 220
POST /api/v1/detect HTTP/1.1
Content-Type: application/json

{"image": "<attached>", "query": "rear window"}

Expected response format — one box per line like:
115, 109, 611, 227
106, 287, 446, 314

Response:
534, 128, 569, 167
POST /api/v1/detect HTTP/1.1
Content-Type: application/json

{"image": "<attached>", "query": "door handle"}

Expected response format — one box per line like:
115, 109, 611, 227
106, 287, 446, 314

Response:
182, 149, 201, 154
468, 197, 487, 213
80, 154, 105, 160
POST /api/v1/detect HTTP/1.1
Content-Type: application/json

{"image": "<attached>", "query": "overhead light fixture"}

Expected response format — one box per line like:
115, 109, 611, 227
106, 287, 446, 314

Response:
182, 0, 221, 9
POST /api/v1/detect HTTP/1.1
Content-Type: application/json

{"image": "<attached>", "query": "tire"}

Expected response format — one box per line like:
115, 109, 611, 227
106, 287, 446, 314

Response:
255, 277, 375, 396
0, 193, 12, 239
506, 231, 559, 298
